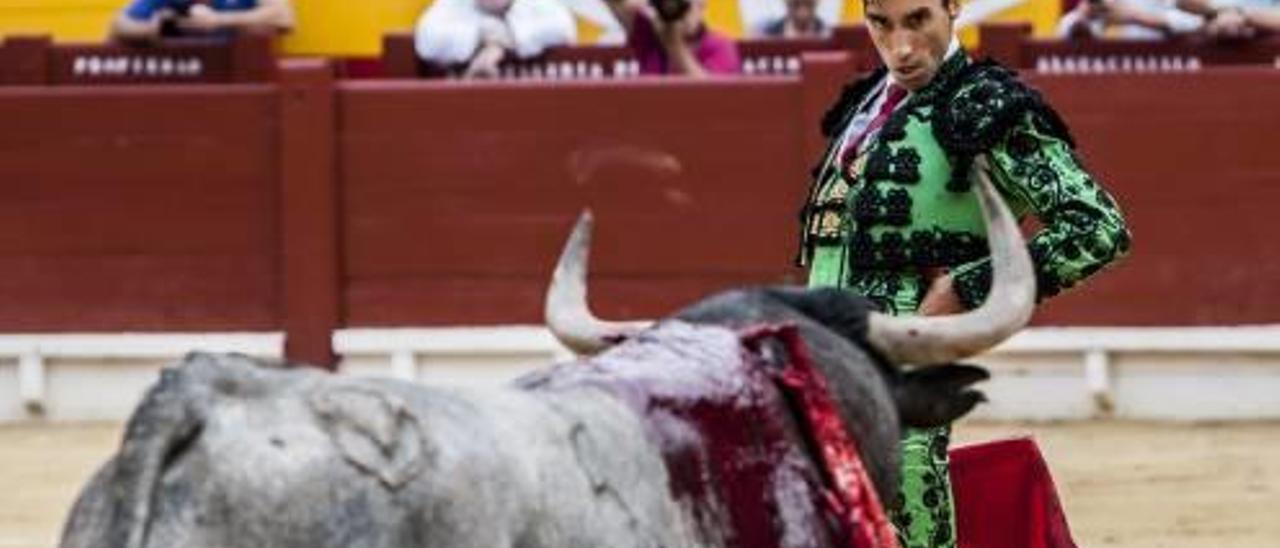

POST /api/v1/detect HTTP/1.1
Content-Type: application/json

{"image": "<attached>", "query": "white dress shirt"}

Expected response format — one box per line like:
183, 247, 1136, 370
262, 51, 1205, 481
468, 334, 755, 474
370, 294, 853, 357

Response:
415, 0, 578, 64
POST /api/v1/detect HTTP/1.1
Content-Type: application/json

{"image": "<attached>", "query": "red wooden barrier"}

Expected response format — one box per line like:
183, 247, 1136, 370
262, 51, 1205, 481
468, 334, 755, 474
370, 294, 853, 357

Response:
0, 33, 276, 85
334, 64, 1280, 328
980, 23, 1280, 72
0, 55, 1278, 364
1029, 69, 1280, 325
337, 76, 809, 325
279, 59, 340, 368
380, 27, 873, 79
381, 33, 640, 79
0, 84, 281, 330
738, 36, 843, 75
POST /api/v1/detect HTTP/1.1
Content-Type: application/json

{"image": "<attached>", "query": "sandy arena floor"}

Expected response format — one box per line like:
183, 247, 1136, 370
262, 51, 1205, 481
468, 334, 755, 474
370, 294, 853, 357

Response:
2, 420, 1277, 548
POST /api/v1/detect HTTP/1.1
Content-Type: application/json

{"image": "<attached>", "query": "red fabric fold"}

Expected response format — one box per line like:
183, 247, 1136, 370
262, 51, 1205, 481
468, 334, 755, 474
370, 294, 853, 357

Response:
951, 437, 1078, 548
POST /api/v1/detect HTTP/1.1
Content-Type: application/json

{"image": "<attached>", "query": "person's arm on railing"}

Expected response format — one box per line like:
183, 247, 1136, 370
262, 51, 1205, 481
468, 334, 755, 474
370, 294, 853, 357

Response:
1240, 5, 1280, 31
110, 0, 166, 41
1106, 0, 1183, 33
1066, 0, 1201, 36
1176, 0, 1264, 37
657, 22, 707, 77
506, 0, 578, 59
179, 0, 295, 35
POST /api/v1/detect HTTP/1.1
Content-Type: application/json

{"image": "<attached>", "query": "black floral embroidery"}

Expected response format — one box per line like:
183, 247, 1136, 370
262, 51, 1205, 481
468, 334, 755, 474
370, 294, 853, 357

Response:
880, 110, 910, 143
1061, 240, 1082, 260
849, 187, 914, 227
845, 270, 907, 314
1008, 131, 1038, 159
1031, 163, 1059, 191
931, 60, 1074, 156
938, 231, 985, 265
865, 145, 922, 185
881, 232, 907, 267
1057, 201, 1104, 230
801, 53, 967, 263
929, 59, 1076, 195
953, 231, 1111, 309
848, 230, 876, 263
891, 426, 957, 548
846, 228, 987, 270
852, 189, 884, 225
907, 231, 940, 264
946, 155, 973, 193
951, 262, 991, 310
885, 188, 912, 226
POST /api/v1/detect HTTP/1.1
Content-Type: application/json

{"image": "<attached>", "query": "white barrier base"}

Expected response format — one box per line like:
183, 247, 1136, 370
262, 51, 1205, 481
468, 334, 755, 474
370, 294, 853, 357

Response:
2, 326, 1279, 422
0, 333, 283, 422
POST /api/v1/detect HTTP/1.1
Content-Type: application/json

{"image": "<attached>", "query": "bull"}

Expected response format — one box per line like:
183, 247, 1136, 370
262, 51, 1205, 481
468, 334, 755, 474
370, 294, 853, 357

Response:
60, 163, 1034, 548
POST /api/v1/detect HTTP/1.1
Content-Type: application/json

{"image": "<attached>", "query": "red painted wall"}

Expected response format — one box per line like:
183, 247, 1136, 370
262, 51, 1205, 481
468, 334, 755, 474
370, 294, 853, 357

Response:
0, 86, 280, 331
337, 70, 1280, 328
0, 60, 1276, 362
1031, 70, 1280, 325
339, 79, 807, 325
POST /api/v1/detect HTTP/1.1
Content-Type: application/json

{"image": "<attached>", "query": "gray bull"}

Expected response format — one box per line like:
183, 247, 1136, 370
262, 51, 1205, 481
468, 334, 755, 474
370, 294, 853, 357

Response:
61, 162, 1034, 548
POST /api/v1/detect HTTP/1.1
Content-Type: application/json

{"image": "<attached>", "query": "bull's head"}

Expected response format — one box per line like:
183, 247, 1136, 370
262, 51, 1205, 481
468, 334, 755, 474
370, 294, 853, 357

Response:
545, 156, 1035, 366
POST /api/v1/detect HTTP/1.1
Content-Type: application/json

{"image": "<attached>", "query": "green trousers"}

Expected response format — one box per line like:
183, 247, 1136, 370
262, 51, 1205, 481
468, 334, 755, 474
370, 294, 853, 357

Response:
890, 426, 957, 548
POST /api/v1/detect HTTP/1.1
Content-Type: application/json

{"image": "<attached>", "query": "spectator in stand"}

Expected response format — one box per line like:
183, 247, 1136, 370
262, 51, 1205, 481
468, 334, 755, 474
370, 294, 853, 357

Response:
1176, 0, 1280, 37
414, 0, 577, 79
1057, 0, 1202, 39
604, 0, 741, 76
111, 0, 295, 41
759, 0, 832, 39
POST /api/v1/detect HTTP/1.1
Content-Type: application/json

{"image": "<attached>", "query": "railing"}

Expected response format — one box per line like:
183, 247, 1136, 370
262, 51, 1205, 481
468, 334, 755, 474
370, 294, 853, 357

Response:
0, 332, 282, 416
0, 33, 276, 85
380, 27, 876, 79
5, 324, 1280, 421
979, 23, 1280, 73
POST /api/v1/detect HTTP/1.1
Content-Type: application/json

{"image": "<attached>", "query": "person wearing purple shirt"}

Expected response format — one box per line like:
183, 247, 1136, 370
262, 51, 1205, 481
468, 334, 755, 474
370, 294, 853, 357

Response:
605, 0, 741, 76
111, 0, 294, 41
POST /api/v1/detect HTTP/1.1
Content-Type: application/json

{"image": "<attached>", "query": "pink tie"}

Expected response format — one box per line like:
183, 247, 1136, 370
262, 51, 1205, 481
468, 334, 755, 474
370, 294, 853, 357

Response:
840, 83, 908, 167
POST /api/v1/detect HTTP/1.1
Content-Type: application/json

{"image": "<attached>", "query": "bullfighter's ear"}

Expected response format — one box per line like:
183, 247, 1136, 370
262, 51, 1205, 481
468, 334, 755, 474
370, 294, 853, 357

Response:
308, 386, 431, 489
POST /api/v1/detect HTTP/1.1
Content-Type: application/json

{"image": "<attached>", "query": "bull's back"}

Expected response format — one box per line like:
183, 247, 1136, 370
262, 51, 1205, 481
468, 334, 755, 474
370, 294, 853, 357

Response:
519, 321, 845, 548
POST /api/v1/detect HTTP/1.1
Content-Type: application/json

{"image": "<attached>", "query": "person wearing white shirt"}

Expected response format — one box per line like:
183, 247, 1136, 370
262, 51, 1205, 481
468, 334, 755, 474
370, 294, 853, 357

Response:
1177, 0, 1280, 37
1056, 0, 1203, 39
414, 0, 578, 78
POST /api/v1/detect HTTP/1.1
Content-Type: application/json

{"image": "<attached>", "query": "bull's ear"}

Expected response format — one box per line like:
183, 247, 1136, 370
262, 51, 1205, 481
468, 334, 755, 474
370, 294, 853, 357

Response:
308, 386, 431, 489
893, 364, 990, 427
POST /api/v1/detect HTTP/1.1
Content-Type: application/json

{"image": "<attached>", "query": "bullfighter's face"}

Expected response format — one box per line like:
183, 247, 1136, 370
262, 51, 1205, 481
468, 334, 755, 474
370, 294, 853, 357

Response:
864, 0, 958, 91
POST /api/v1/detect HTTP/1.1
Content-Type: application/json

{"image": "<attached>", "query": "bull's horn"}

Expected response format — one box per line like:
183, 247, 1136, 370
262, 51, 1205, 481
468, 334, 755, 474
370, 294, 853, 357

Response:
545, 211, 649, 355
865, 155, 1036, 365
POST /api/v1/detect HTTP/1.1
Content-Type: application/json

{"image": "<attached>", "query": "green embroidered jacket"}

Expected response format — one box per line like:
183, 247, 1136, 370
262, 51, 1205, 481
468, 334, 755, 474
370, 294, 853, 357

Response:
798, 53, 1131, 315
